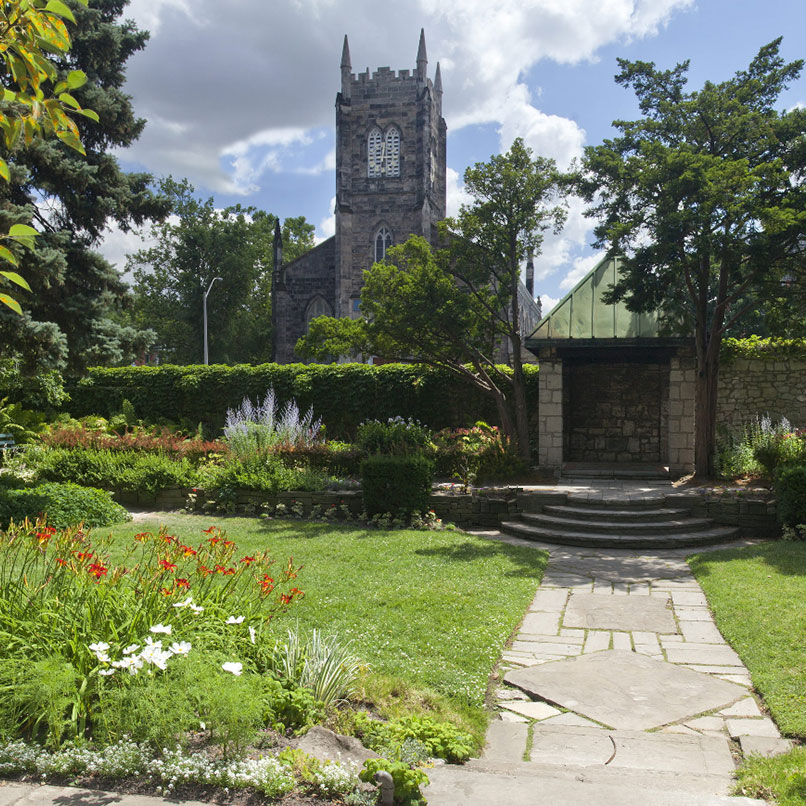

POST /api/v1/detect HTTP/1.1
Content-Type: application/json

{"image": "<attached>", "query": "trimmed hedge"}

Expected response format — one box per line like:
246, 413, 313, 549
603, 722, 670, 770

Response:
65, 363, 540, 439
722, 336, 806, 363
775, 464, 806, 526
360, 455, 434, 518
0, 482, 131, 528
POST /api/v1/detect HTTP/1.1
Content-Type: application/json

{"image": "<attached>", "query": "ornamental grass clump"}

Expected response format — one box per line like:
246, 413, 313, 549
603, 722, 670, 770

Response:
224, 388, 323, 460
0, 521, 303, 747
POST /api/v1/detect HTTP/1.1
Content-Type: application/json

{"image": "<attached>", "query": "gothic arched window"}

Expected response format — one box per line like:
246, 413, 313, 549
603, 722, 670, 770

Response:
367, 127, 383, 178
305, 296, 333, 331
375, 226, 393, 263
384, 127, 400, 177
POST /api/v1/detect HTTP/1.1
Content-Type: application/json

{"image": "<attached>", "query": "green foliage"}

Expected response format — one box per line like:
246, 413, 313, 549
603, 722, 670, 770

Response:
722, 336, 806, 362
26, 447, 197, 495
129, 177, 315, 365
0, 658, 80, 749
432, 422, 525, 486
356, 417, 431, 456
66, 362, 538, 439
715, 415, 804, 479
0, 0, 169, 373
359, 757, 429, 805
775, 465, 806, 526
360, 455, 434, 518
296, 316, 369, 362
350, 711, 474, 764
0, 482, 130, 528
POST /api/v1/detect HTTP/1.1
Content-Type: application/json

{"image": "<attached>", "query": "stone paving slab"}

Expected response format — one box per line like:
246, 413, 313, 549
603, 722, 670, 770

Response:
482, 720, 528, 761
738, 735, 793, 757
726, 718, 781, 738
0, 783, 210, 806
505, 650, 745, 731
563, 592, 676, 632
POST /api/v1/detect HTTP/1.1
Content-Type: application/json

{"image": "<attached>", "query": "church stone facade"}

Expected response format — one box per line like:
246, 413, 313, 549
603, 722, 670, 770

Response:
272, 31, 447, 363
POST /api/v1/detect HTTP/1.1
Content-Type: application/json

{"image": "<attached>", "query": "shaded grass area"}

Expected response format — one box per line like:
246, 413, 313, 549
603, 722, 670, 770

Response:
689, 541, 806, 738
690, 541, 806, 806
105, 514, 548, 740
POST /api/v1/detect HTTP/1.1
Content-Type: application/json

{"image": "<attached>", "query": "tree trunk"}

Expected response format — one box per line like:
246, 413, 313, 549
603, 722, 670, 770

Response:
693, 336, 722, 478
510, 333, 532, 462
492, 386, 517, 446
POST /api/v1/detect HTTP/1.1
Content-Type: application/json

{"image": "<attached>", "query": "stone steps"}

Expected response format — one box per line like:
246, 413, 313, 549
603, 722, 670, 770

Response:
500, 519, 740, 548
544, 503, 693, 521
522, 511, 713, 535
502, 494, 740, 549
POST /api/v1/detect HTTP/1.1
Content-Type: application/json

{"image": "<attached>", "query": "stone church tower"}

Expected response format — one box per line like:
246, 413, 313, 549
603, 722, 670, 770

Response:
272, 31, 447, 362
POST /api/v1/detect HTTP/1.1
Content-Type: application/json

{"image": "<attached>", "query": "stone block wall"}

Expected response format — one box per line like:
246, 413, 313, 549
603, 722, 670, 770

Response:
537, 358, 563, 469
717, 358, 806, 431
668, 351, 696, 476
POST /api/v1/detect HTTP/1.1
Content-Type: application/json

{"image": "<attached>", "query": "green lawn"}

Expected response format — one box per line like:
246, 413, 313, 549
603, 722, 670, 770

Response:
105, 514, 547, 737
689, 541, 806, 806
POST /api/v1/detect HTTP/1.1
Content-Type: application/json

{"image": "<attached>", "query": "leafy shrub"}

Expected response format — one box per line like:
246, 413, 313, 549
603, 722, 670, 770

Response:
0, 482, 130, 528
781, 524, 806, 541
199, 455, 331, 498
224, 388, 323, 459
22, 447, 197, 494
356, 417, 431, 456
360, 455, 433, 518
775, 464, 806, 526
66, 363, 538, 439
271, 443, 363, 477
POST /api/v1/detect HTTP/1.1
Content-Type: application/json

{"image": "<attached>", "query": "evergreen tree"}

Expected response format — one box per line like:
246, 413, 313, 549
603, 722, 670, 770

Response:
0, 0, 169, 374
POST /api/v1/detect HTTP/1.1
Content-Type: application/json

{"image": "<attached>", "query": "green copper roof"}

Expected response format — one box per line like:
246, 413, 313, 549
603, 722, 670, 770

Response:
531, 255, 659, 340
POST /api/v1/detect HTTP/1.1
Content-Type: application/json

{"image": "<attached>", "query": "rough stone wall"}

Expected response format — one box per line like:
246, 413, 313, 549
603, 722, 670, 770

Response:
335, 66, 447, 318
273, 238, 336, 364
565, 362, 668, 463
668, 350, 696, 476
717, 358, 806, 431
537, 355, 563, 469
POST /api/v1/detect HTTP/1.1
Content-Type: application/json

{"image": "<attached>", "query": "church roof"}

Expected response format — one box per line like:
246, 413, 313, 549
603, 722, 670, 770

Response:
529, 255, 660, 341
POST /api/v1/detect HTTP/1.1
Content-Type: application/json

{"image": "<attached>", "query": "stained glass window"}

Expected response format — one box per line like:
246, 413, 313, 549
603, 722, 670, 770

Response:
306, 296, 332, 331
384, 127, 400, 177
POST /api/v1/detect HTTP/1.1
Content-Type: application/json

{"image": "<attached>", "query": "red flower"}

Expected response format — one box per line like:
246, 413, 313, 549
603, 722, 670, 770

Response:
240, 556, 256, 565
257, 574, 275, 593
159, 559, 177, 572
75, 552, 93, 562
203, 526, 217, 534
208, 537, 221, 546
134, 532, 151, 542
198, 565, 212, 576
181, 545, 197, 557
161, 587, 173, 596
87, 563, 108, 579
223, 540, 235, 548
280, 593, 292, 604
175, 578, 190, 589
55, 558, 68, 567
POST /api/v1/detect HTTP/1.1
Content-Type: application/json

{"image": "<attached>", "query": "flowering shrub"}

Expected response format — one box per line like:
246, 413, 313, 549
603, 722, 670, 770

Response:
224, 388, 323, 459
716, 415, 806, 479
0, 521, 303, 745
432, 422, 525, 488
41, 424, 225, 463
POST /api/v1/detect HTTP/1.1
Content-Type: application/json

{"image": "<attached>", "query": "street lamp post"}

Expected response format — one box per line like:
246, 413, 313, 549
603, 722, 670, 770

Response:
203, 276, 222, 365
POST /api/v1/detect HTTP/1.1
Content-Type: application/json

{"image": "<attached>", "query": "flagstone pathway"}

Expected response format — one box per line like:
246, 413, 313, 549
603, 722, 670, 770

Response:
426, 517, 789, 805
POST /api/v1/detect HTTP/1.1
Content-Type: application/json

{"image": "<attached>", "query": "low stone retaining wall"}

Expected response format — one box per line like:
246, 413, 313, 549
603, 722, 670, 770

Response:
113, 485, 780, 536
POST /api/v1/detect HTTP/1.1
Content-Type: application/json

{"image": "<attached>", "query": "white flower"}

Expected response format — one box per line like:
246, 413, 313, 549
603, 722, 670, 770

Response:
145, 636, 163, 649
221, 662, 243, 676
188, 603, 204, 613
98, 669, 116, 677
225, 616, 244, 625
169, 641, 191, 656
113, 655, 143, 675
173, 596, 193, 609
249, 626, 256, 644
141, 643, 172, 668
122, 643, 140, 655
94, 651, 111, 663
150, 624, 172, 634
89, 642, 109, 653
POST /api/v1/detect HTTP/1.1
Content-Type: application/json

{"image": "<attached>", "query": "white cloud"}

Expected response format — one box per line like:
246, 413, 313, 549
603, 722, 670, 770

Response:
559, 251, 605, 291
117, 0, 693, 196
538, 293, 560, 316
317, 196, 336, 241
445, 167, 472, 217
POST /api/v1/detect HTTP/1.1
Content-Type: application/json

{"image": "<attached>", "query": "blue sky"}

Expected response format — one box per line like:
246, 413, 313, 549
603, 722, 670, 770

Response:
103, 0, 806, 314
